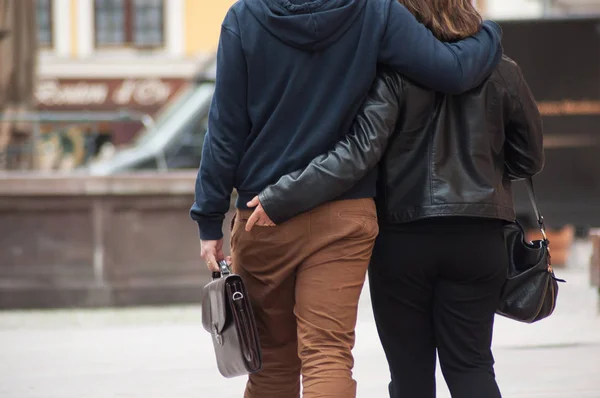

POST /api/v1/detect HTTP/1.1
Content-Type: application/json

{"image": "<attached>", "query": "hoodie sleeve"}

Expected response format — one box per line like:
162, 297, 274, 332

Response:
190, 23, 250, 240
379, 1, 502, 95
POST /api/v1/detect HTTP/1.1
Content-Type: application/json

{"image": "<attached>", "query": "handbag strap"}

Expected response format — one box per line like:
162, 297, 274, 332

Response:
526, 179, 565, 281
525, 177, 548, 241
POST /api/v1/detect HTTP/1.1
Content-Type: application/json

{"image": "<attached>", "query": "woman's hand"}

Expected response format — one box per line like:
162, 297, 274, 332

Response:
246, 196, 276, 231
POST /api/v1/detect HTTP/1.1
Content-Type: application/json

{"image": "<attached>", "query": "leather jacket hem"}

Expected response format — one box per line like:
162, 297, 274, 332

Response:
380, 203, 516, 224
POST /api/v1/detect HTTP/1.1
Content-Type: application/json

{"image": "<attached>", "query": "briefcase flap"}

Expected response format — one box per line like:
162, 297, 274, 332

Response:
202, 277, 230, 335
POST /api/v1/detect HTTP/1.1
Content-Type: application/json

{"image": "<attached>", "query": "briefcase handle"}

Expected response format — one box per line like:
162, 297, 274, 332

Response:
212, 260, 232, 280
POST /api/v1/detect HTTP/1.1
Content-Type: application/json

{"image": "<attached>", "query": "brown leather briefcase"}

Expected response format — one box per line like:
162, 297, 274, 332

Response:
202, 261, 262, 378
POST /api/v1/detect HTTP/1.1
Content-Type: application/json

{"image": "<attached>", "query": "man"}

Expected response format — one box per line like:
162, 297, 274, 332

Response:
191, 0, 502, 397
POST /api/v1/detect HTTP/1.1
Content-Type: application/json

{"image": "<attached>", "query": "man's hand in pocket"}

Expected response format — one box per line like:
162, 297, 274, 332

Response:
246, 196, 276, 232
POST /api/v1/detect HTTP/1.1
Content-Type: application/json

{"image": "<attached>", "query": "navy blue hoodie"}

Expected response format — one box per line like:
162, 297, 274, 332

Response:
191, 0, 502, 240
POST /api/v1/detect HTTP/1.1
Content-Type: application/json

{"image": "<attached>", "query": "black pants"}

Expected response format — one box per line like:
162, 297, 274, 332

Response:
369, 218, 506, 398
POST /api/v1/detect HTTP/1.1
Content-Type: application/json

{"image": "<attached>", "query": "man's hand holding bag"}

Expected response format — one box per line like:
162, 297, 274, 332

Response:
202, 261, 262, 378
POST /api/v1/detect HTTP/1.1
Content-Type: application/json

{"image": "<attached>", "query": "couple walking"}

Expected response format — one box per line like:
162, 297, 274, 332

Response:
191, 0, 544, 397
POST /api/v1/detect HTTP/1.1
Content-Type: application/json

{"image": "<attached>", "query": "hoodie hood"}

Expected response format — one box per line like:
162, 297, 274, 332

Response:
245, 0, 366, 51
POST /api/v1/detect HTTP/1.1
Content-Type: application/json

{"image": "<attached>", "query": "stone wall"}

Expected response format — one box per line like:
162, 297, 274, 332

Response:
0, 172, 232, 309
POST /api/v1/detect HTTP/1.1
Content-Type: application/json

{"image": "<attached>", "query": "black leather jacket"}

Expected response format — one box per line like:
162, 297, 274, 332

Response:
258, 56, 544, 225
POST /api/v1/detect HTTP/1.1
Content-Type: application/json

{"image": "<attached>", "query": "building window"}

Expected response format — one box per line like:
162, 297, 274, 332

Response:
36, 0, 53, 48
94, 0, 164, 49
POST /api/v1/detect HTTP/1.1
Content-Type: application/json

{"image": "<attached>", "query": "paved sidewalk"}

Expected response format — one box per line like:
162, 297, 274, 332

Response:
0, 250, 598, 398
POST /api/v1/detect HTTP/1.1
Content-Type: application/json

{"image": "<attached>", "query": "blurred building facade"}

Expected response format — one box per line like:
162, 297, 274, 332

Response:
19, 0, 600, 170
481, 0, 600, 18
33, 0, 234, 147
37, 0, 234, 78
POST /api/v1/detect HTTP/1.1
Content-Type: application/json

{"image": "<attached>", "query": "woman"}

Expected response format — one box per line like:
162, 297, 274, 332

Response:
248, 1, 544, 397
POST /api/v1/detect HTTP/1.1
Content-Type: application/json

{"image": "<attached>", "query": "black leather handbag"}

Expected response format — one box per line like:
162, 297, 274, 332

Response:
497, 178, 566, 323
202, 261, 262, 378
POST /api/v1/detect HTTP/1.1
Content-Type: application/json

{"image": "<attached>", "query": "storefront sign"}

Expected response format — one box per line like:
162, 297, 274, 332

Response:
35, 78, 187, 111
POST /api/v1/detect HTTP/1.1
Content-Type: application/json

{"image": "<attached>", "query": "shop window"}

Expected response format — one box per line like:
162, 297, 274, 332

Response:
36, 0, 53, 48
94, 0, 164, 49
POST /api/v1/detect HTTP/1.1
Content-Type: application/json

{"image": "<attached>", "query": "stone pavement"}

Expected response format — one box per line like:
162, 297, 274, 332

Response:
0, 243, 598, 398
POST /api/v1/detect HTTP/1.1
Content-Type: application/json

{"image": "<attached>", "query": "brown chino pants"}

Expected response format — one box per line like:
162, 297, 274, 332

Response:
231, 198, 379, 398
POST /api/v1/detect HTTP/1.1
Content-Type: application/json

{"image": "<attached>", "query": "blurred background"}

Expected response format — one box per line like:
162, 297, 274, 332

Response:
0, 1, 599, 397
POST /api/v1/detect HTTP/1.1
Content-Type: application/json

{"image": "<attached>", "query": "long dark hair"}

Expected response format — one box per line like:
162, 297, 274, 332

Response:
399, 0, 482, 41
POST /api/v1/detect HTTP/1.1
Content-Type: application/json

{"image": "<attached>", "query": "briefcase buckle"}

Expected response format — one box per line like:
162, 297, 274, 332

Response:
213, 324, 223, 346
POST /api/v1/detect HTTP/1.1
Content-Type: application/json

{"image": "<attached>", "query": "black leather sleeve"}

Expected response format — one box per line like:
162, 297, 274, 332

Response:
504, 61, 545, 180
258, 72, 403, 224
